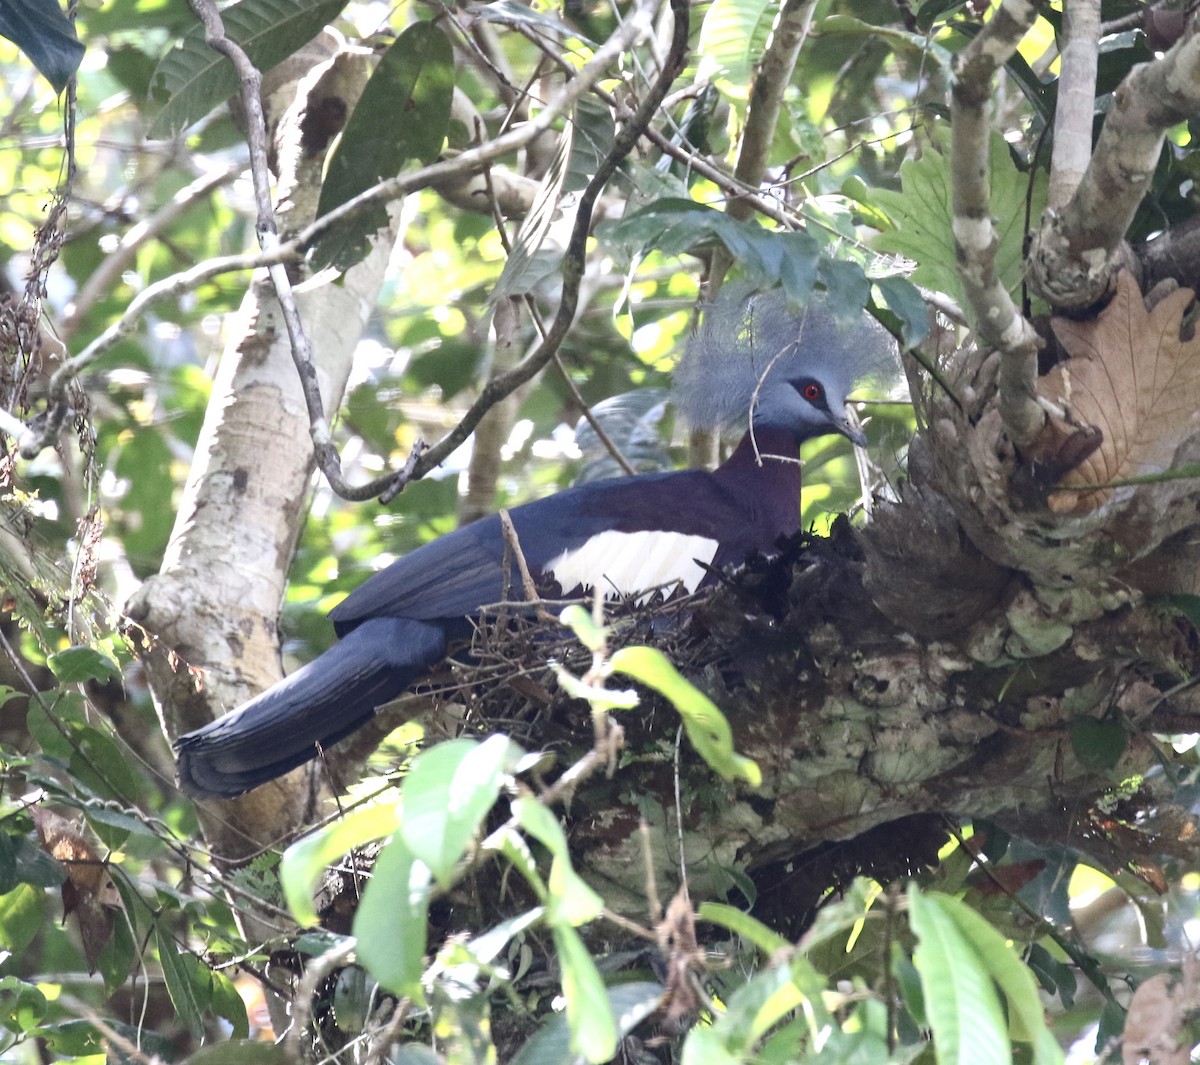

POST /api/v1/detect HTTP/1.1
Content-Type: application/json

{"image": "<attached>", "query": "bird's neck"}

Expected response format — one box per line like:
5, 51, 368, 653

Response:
712, 428, 804, 536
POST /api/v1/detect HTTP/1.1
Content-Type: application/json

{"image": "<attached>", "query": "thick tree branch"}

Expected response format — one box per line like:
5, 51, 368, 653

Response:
1029, 13, 1200, 308
1048, 0, 1099, 210
950, 0, 1044, 447
707, 0, 816, 302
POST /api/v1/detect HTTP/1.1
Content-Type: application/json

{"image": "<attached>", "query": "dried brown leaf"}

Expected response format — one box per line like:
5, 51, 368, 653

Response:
1123, 972, 1188, 1064
1042, 271, 1200, 513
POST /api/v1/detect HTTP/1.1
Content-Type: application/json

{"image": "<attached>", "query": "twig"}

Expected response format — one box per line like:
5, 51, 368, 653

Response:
553, 352, 638, 475
387, 0, 691, 496
949, 0, 1044, 446
62, 162, 242, 338
289, 936, 359, 1061
498, 509, 542, 605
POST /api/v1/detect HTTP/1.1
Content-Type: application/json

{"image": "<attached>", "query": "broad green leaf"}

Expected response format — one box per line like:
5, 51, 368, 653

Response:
0, 884, 45, 955
932, 894, 1064, 1063
697, 0, 774, 99
210, 969, 250, 1040
610, 645, 761, 786
511, 797, 603, 926
26, 693, 86, 761
400, 735, 516, 886
47, 645, 121, 684
313, 21, 455, 271
553, 923, 617, 1063
0, 832, 66, 893
148, 0, 351, 139
0, 976, 47, 1033
510, 981, 663, 1065
697, 902, 788, 955
872, 127, 1047, 319
155, 926, 206, 1041
281, 799, 402, 925
907, 886, 1009, 1065
0, 0, 84, 93
601, 200, 823, 304
875, 275, 929, 350
683, 956, 829, 1061
352, 835, 431, 1000
69, 724, 144, 803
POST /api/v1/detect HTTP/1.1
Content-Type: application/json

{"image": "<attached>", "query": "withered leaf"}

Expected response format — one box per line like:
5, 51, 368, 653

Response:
31, 808, 122, 973
1122, 972, 1188, 1065
1042, 271, 1200, 513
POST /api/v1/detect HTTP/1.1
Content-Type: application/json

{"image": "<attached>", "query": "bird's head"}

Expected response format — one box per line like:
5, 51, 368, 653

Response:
675, 287, 898, 447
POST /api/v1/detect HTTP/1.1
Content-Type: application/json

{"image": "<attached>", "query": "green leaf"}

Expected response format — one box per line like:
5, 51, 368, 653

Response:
313, 21, 455, 270
553, 923, 617, 1063
907, 886, 1010, 1065
0, 832, 66, 893
481, 824, 548, 901
601, 200, 823, 306
610, 646, 761, 786
0, 0, 84, 93
47, 645, 121, 684
155, 926, 206, 1041
931, 894, 1064, 1063
400, 735, 516, 886
511, 981, 663, 1065
559, 604, 606, 653
1070, 718, 1127, 772
69, 724, 144, 803
683, 956, 829, 1061
211, 968, 250, 1039
511, 797, 603, 926
872, 127, 1046, 318
0, 976, 48, 1033
698, 902, 789, 955
26, 693, 85, 761
352, 835, 431, 1000
875, 275, 929, 350
0, 884, 45, 955
281, 799, 402, 926
148, 0, 352, 139
697, 0, 775, 99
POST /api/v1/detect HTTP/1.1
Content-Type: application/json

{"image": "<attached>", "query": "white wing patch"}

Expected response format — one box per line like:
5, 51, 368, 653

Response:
545, 530, 719, 602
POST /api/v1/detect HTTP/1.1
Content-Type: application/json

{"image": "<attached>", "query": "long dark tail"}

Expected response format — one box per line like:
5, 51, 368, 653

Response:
174, 617, 447, 798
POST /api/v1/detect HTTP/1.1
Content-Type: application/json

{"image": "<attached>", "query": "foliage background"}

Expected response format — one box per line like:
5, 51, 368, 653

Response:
1, 0, 1199, 1062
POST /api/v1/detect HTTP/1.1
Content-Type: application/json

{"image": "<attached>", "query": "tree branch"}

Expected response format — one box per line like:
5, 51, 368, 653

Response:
1047, 0, 1099, 210
1029, 13, 1200, 308
950, 0, 1044, 446
382, 0, 692, 500
707, 0, 817, 300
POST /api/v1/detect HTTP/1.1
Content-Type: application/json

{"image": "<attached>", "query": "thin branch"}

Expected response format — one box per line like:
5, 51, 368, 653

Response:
1029, 14, 1200, 308
1047, 0, 1100, 210
61, 162, 242, 339
708, 0, 817, 299
949, 0, 1044, 446
382, 0, 692, 500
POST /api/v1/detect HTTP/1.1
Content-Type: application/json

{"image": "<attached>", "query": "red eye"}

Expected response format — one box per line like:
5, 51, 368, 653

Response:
801, 382, 822, 402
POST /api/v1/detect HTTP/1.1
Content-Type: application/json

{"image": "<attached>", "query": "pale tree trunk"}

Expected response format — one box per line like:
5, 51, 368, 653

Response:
127, 47, 403, 859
